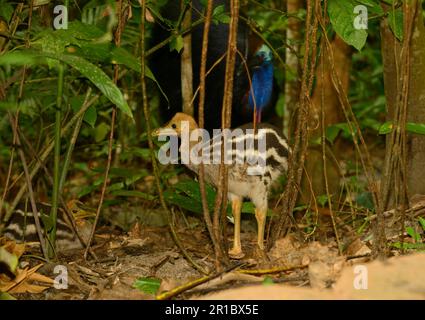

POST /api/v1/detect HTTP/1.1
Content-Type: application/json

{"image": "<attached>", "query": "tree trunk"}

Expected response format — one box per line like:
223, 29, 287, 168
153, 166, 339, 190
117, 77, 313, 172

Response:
380, 1, 425, 197
302, 36, 351, 201
284, 0, 303, 138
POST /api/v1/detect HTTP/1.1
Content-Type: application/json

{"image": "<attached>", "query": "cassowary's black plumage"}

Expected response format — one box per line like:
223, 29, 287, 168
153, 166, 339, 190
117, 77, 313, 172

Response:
150, 0, 277, 132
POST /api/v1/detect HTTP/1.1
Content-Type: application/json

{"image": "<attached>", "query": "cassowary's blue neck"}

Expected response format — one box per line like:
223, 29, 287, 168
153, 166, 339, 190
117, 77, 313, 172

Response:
248, 62, 274, 123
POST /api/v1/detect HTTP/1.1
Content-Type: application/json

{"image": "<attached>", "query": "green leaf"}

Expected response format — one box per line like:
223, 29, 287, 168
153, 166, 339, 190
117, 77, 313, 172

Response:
325, 125, 341, 144
419, 217, 425, 232
406, 123, 425, 135
388, 9, 403, 41
262, 276, 274, 285
406, 226, 421, 242
131, 147, 151, 160
378, 121, 393, 134
0, 247, 18, 274
133, 277, 162, 295
67, 20, 105, 40
110, 47, 155, 81
328, 0, 368, 51
317, 194, 330, 207
379, 122, 425, 135
164, 190, 204, 214
0, 50, 133, 118
111, 190, 155, 201
84, 105, 97, 127
240, 202, 273, 217
0, 0, 14, 22
170, 35, 184, 53
0, 292, 16, 300
392, 242, 425, 250
107, 182, 125, 192
58, 54, 132, 118
355, 0, 384, 15
212, 4, 230, 24
94, 122, 110, 142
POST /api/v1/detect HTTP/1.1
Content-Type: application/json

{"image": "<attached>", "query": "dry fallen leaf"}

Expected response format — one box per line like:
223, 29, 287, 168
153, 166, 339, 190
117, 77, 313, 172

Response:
0, 264, 53, 294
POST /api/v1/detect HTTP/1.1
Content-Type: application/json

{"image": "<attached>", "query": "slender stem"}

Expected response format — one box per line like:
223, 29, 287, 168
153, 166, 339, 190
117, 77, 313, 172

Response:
4, 94, 99, 222
140, 0, 206, 274
49, 63, 64, 257
8, 113, 48, 259
59, 89, 91, 192
198, 0, 220, 262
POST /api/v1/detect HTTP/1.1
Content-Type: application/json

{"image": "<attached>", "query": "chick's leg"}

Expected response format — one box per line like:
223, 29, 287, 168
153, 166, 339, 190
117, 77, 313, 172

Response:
255, 206, 267, 250
228, 196, 244, 259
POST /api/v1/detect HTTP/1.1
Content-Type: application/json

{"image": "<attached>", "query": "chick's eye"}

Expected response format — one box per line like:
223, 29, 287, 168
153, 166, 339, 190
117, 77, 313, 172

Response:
171, 124, 177, 129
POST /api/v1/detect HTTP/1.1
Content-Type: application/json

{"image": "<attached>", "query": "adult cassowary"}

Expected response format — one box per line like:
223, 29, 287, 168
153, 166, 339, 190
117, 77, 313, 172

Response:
150, 0, 277, 132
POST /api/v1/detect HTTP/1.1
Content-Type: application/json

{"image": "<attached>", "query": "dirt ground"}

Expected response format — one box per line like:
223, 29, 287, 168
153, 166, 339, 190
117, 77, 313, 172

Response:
2, 210, 424, 300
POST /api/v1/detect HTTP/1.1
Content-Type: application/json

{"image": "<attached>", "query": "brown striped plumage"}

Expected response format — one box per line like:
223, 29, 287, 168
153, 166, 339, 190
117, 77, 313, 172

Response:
1, 202, 91, 251
154, 113, 290, 258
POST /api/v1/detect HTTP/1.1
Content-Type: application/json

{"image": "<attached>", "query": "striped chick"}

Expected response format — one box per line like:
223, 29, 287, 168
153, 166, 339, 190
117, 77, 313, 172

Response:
153, 113, 290, 259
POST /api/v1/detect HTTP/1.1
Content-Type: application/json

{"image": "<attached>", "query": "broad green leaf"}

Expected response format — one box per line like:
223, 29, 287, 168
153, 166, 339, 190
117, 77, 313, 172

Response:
241, 202, 273, 217
58, 54, 132, 118
0, 247, 18, 273
406, 226, 421, 242
262, 277, 274, 285
0, 292, 16, 300
392, 241, 425, 250
83, 105, 97, 127
356, 192, 375, 211
131, 147, 151, 160
328, 0, 368, 51
164, 190, 204, 214
166, 180, 273, 216
71, 95, 97, 127
110, 47, 155, 81
388, 9, 403, 41
0, 0, 14, 22
95, 122, 110, 142
379, 122, 425, 135
378, 121, 392, 134
0, 51, 45, 65
355, 0, 384, 15
111, 190, 155, 200
407, 123, 425, 135
212, 4, 230, 24
170, 35, 184, 53
67, 20, 105, 40
107, 182, 125, 192
317, 194, 330, 207
419, 217, 425, 232
133, 277, 161, 295
78, 185, 98, 198
325, 125, 342, 144
0, 51, 133, 118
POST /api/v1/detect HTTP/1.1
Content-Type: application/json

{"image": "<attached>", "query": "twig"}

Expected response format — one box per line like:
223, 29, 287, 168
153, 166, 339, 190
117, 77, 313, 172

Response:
14, 100, 97, 259
319, 39, 341, 255
4, 94, 99, 223
197, 0, 222, 268
237, 264, 307, 275
140, 0, 207, 275
269, 0, 319, 247
49, 62, 65, 257
181, 0, 194, 116
156, 262, 244, 300
8, 112, 48, 260
84, 0, 126, 260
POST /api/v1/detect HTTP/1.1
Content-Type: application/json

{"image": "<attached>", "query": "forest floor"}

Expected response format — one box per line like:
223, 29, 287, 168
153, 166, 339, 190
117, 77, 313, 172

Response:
2, 207, 425, 300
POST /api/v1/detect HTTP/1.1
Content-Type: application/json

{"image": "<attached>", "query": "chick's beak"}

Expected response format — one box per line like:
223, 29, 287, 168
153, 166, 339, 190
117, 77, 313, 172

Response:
151, 126, 178, 137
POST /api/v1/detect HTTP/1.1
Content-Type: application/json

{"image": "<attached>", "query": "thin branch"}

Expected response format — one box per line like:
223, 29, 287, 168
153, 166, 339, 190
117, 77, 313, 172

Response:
140, 0, 207, 275
8, 112, 48, 259
198, 0, 220, 258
